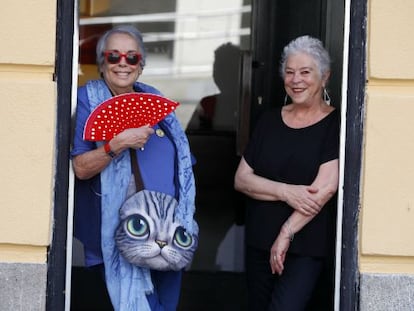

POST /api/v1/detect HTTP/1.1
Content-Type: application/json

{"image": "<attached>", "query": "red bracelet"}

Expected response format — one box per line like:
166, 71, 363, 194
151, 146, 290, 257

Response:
104, 142, 116, 158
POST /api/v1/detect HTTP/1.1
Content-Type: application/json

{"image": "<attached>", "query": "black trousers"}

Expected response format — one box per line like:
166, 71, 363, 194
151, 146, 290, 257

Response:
246, 246, 325, 311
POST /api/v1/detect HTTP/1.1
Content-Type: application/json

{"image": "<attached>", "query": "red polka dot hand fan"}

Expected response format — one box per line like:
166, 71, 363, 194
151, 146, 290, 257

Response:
83, 93, 180, 141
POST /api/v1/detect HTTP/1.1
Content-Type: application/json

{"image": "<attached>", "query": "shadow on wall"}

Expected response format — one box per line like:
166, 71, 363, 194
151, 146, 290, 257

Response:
186, 42, 246, 272
187, 42, 242, 133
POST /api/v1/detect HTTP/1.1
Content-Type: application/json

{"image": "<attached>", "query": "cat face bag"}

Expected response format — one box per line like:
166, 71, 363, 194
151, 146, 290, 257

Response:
115, 149, 198, 271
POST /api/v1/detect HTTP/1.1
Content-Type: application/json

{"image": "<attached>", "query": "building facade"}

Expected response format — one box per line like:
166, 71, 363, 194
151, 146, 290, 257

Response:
0, 0, 413, 310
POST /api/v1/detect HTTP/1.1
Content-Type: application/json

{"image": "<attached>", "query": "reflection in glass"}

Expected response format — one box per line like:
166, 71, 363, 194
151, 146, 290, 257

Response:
78, 0, 251, 129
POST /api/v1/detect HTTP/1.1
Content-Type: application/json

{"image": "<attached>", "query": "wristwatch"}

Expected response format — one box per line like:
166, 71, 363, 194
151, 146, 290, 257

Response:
104, 142, 117, 158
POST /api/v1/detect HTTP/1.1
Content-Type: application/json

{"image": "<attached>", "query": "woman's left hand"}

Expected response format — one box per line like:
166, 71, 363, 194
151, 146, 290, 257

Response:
283, 184, 321, 216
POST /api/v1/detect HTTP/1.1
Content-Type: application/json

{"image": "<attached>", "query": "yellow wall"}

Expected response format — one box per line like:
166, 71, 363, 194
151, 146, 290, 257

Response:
1, 0, 413, 275
0, 0, 57, 263
361, 0, 414, 273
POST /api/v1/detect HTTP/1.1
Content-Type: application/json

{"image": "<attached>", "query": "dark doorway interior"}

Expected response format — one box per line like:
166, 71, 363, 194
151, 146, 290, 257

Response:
70, 0, 345, 310
71, 267, 247, 311
180, 0, 345, 310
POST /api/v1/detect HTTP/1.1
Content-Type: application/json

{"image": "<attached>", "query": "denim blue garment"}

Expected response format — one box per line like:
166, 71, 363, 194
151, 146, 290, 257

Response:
86, 79, 198, 311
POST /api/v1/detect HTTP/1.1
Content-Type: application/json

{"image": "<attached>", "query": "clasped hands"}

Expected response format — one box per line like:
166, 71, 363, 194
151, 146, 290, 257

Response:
283, 184, 322, 216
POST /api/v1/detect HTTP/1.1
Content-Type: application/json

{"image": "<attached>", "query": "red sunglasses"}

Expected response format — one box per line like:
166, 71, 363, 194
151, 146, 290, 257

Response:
103, 50, 142, 65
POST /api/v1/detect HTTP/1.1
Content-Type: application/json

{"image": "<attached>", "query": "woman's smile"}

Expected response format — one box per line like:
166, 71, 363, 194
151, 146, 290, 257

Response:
100, 33, 142, 95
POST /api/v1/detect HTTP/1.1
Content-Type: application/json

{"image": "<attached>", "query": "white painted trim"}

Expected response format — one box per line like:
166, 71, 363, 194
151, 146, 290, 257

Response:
65, 1, 79, 310
334, 0, 352, 309
79, 6, 252, 25
140, 28, 251, 43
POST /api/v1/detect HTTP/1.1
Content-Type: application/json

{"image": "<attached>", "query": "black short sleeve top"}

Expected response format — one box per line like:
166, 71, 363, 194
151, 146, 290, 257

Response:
243, 107, 340, 257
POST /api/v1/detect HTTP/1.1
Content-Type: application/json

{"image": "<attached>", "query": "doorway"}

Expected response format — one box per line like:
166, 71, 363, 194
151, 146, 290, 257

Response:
68, 0, 347, 310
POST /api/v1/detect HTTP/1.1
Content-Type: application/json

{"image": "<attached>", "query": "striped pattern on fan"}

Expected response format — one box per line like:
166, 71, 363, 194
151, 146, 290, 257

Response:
83, 93, 180, 141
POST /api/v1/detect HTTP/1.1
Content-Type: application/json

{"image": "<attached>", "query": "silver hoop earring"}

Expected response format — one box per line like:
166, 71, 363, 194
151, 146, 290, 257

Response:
323, 88, 331, 106
284, 94, 289, 106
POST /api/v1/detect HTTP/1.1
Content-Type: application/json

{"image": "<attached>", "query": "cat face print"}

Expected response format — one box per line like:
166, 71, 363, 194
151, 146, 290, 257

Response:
115, 188, 198, 271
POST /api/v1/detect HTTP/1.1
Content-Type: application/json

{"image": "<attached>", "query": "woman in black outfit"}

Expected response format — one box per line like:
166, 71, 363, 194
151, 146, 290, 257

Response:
234, 35, 340, 310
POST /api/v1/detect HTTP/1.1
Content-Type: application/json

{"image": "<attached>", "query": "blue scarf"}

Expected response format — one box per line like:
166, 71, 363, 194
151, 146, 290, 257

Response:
86, 79, 197, 311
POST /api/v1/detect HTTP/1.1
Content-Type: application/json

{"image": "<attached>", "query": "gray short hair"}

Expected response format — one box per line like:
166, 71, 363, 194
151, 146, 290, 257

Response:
279, 35, 331, 79
96, 25, 146, 68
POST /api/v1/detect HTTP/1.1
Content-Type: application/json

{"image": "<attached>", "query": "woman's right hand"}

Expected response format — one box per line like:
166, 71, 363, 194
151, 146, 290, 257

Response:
111, 125, 155, 152
73, 125, 155, 180
282, 184, 321, 216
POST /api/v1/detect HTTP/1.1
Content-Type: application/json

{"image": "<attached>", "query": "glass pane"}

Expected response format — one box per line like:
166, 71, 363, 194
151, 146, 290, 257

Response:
77, 0, 252, 274
79, 0, 251, 131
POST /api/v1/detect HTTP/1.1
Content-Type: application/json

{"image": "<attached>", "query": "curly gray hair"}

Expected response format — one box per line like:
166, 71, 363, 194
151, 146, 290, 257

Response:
279, 35, 331, 79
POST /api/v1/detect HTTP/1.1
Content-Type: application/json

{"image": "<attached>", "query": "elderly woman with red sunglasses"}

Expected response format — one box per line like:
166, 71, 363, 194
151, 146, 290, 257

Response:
71, 25, 196, 311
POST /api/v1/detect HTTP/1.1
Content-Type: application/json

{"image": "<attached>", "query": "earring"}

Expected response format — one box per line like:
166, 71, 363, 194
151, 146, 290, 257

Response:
323, 88, 331, 105
284, 94, 289, 106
